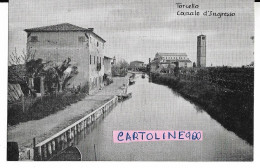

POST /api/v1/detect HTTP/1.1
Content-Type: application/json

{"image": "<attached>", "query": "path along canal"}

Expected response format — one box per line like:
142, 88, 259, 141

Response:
73, 74, 253, 161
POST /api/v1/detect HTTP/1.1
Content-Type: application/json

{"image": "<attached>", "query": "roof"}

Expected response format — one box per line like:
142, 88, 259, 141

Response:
130, 61, 144, 63
164, 59, 192, 63
25, 23, 106, 42
198, 34, 206, 37
177, 60, 192, 63
156, 53, 187, 57
104, 56, 112, 60
8, 83, 24, 103
24, 23, 89, 32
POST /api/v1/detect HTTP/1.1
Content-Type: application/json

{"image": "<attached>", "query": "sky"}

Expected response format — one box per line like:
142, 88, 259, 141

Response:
9, 0, 254, 66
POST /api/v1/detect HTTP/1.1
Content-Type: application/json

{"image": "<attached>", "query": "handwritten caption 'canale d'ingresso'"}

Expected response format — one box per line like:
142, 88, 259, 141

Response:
113, 130, 203, 143
176, 3, 235, 18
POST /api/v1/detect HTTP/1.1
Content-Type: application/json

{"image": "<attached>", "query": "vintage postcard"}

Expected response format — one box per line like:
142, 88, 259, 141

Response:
7, 0, 254, 161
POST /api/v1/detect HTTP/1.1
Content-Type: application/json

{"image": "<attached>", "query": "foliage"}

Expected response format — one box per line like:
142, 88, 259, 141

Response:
112, 59, 129, 77
8, 92, 86, 126
9, 48, 79, 95
9, 48, 36, 66
151, 68, 254, 145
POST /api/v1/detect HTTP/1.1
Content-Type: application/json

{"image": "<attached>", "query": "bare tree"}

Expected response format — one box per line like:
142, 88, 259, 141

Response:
9, 48, 36, 66
45, 57, 78, 93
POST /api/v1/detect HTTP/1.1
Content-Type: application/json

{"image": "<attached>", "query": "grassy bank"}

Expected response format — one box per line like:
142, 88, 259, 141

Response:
151, 68, 253, 145
8, 92, 87, 126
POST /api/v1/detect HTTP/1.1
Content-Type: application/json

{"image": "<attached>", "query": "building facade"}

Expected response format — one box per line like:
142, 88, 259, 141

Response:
154, 53, 192, 68
197, 35, 206, 67
104, 56, 112, 76
129, 61, 145, 71
25, 23, 106, 93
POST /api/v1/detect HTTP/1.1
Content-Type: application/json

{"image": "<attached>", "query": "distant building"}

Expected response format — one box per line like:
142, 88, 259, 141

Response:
130, 61, 145, 71
25, 23, 106, 93
104, 56, 112, 76
197, 35, 206, 67
154, 52, 192, 68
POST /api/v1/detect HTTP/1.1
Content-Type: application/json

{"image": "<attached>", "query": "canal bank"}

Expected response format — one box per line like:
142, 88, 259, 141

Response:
150, 72, 253, 145
7, 76, 129, 160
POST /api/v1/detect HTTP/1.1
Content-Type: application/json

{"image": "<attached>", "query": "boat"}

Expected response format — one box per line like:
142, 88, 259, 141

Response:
129, 78, 135, 85
142, 73, 145, 78
118, 93, 132, 102
49, 146, 82, 161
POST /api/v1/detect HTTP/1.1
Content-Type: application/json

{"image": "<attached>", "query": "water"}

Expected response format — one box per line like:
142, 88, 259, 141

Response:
75, 74, 253, 161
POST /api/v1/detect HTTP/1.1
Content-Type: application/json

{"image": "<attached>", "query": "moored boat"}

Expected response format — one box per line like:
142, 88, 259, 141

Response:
49, 146, 81, 161
129, 78, 135, 85
142, 73, 145, 78
118, 93, 132, 102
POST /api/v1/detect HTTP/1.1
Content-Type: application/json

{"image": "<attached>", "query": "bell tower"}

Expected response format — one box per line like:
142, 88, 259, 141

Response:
197, 35, 206, 67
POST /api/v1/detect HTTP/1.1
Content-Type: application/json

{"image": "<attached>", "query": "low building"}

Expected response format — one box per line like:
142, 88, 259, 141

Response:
25, 23, 106, 93
129, 61, 145, 71
154, 52, 192, 68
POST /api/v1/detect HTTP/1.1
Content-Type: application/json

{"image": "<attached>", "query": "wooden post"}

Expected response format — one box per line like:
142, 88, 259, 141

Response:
43, 144, 47, 160
52, 140, 56, 154
22, 95, 25, 113
40, 76, 45, 97
32, 137, 36, 160
94, 144, 97, 161
38, 146, 42, 161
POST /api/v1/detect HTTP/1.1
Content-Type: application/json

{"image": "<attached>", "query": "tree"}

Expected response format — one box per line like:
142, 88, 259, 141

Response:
9, 48, 79, 95
9, 48, 36, 66
9, 48, 44, 96
112, 59, 129, 77
117, 59, 129, 69
45, 57, 79, 93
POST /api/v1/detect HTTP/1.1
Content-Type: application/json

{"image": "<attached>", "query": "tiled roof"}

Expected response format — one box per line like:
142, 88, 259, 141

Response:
25, 23, 106, 42
165, 59, 192, 63
156, 53, 187, 57
24, 23, 89, 32
104, 56, 112, 60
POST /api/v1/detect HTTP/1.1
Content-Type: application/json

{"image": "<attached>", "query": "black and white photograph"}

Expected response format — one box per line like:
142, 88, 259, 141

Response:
6, 0, 254, 161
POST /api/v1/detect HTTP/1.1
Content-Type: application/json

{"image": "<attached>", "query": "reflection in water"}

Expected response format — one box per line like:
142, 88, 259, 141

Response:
74, 74, 253, 161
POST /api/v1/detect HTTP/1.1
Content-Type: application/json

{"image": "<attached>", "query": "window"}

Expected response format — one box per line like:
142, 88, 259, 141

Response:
78, 36, 85, 42
94, 56, 95, 64
97, 56, 99, 63
31, 36, 38, 42
97, 41, 99, 47
100, 57, 101, 64
90, 55, 92, 64
202, 37, 205, 40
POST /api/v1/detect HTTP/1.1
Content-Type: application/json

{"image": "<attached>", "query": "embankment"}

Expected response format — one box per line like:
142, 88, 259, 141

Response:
151, 69, 253, 145
7, 76, 129, 160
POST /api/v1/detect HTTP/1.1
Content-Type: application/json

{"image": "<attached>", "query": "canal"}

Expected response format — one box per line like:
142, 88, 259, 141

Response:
74, 74, 253, 161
